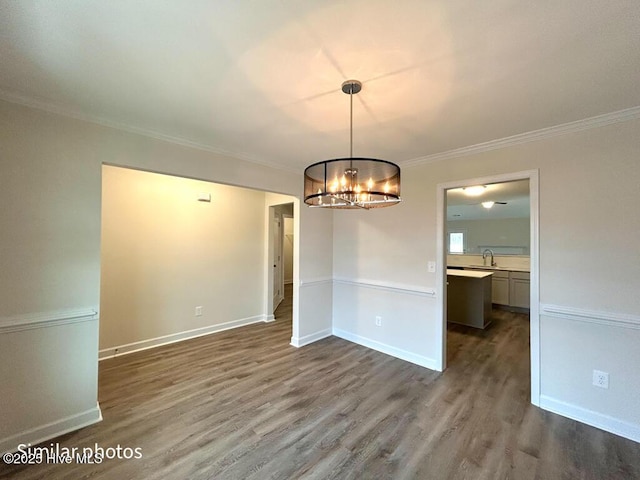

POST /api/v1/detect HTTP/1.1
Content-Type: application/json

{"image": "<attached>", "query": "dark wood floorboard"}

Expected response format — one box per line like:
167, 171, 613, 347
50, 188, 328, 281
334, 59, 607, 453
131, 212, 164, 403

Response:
3, 287, 639, 479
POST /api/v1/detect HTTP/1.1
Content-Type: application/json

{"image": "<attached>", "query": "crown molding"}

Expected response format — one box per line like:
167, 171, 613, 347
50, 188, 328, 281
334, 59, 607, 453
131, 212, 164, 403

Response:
3, 88, 638, 174
0, 88, 299, 174
402, 105, 640, 168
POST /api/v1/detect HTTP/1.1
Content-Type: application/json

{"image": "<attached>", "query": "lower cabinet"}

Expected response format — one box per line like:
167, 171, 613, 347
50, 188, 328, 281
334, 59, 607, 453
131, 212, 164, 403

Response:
463, 268, 530, 309
509, 271, 530, 308
491, 271, 510, 305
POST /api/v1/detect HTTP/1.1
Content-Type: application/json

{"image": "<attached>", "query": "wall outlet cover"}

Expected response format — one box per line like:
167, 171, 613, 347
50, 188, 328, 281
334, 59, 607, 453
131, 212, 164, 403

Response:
592, 370, 609, 389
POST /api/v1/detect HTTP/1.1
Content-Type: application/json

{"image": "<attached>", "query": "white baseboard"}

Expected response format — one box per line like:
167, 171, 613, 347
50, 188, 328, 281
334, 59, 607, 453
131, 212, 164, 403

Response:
264, 314, 275, 322
332, 328, 438, 371
1, 403, 102, 454
99, 314, 267, 360
290, 328, 332, 348
540, 395, 640, 443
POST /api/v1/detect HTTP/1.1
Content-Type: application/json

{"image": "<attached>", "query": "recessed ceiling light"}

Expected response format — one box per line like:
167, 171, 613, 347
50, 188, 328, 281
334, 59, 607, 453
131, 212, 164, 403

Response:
482, 201, 494, 209
463, 185, 486, 196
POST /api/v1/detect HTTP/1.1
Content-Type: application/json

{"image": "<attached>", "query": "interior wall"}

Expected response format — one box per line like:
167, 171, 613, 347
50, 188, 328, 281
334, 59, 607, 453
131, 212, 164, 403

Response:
333, 117, 640, 440
284, 216, 294, 284
264, 193, 333, 346
0, 101, 102, 452
447, 217, 530, 254
100, 166, 267, 356
0, 99, 334, 453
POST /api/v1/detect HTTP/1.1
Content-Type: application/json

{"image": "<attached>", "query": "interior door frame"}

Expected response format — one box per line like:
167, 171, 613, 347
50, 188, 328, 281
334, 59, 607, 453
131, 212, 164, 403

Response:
265, 201, 295, 322
272, 212, 284, 311
282, 213, 294, 286
435, 169, 540, 406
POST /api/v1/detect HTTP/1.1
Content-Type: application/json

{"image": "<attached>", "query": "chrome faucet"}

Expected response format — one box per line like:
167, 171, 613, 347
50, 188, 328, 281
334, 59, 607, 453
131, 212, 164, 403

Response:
482, 249, 496, 267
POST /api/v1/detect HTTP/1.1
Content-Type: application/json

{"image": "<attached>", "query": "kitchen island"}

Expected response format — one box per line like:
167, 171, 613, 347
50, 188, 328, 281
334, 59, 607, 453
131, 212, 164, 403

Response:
447, 269, 493, 329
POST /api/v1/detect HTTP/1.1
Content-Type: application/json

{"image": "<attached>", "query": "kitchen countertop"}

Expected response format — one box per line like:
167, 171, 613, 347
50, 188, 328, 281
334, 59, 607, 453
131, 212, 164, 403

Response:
464, 265, 529, 273
447, 269, 494, 279
461, 265, 530, 273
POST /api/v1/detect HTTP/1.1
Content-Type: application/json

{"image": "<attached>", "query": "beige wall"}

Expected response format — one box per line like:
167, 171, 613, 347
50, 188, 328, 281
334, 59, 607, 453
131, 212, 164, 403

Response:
100, 166, 267, 354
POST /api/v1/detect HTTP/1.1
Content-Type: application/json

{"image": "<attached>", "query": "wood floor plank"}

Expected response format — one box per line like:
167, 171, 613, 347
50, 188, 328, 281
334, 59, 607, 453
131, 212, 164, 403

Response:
2, 287, 639, 479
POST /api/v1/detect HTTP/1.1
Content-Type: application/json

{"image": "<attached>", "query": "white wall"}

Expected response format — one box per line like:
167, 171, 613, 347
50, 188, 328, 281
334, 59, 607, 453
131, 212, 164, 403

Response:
284, 217, 294, 284
447, 217, 530, 254
333, 117, 640, 440
0, 99, 334, 452
3, 94, 638, 448
100, 166, 267, 357
0, 101, 102, 452
265, 193, 333, 347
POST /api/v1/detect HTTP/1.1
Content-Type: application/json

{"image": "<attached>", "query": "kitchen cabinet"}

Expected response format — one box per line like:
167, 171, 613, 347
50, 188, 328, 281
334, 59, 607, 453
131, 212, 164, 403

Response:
491, 271, 510, 305
461, 267, 530, 310
509, 271, 530, 308
446, 269, 493, 329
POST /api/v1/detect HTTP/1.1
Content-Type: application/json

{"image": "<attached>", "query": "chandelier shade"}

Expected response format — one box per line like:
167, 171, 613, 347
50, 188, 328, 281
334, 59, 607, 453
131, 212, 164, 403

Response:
303, 79, 401, 210
304, 158, 401, 209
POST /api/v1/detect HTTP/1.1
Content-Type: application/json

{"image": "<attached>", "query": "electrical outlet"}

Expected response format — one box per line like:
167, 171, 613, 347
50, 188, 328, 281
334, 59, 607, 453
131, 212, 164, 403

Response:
592, 370, 609, 389
428, 261, 436, 273
375, 316, 382, 327
195, 306, 203, 317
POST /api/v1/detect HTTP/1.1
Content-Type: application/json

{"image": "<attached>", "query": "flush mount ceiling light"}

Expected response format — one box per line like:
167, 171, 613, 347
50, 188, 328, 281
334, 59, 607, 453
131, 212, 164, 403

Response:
481, 200, 507, 209
304, 80, 401, 209
463, 185, 486, 196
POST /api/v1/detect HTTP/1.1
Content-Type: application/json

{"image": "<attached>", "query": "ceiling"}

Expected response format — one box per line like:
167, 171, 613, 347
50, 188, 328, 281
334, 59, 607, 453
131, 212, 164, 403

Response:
447, 179, 529, 220
1, 1, 639, 173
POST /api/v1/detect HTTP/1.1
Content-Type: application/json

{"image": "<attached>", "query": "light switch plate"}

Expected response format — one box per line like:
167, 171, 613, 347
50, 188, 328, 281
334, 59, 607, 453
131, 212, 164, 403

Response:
428, 261, 436, 273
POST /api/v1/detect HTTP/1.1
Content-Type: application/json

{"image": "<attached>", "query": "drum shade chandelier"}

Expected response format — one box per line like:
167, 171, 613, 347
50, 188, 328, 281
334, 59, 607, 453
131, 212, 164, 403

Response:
304, 80, 401, 209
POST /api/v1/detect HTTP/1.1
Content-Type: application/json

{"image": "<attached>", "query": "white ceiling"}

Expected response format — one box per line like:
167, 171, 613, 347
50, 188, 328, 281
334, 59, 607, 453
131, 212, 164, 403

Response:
447, 179, 529, 220
1, 1, 639, 172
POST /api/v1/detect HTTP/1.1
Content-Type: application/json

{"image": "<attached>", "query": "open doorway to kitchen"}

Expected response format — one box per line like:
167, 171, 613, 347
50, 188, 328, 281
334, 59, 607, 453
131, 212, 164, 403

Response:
436, 170, 540, 405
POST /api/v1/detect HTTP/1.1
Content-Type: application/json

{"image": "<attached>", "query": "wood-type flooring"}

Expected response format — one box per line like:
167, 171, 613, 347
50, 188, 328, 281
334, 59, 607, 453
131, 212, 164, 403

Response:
2, 287, 639, 479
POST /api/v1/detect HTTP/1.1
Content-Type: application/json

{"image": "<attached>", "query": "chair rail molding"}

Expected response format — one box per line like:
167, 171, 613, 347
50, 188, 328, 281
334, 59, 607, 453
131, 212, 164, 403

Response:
333, 277, 436, 298
0, 308, 98, 334
540, 304, 640, 330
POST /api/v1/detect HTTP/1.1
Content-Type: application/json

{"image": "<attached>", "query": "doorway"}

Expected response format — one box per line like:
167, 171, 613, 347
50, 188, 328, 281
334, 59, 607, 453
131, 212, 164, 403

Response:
266, 202, 295, 324
100, 166, 300, 359
436, 170, 540, 405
